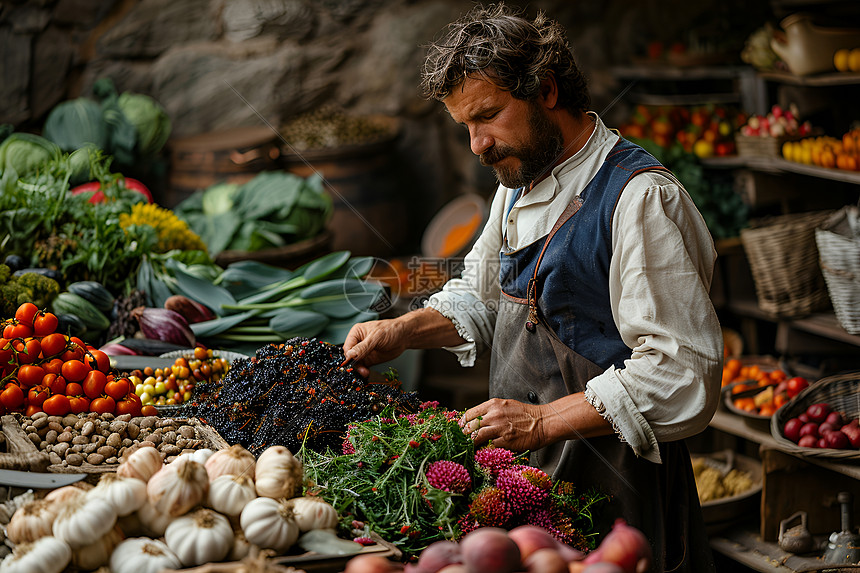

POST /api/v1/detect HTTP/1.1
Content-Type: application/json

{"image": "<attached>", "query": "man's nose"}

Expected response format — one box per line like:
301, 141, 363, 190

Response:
469, 126, 492, 156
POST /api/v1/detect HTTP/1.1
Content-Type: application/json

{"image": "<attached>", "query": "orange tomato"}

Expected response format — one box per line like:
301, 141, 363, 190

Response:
725, 359, 741, 379
734, 397, 756, 412
759, 404, 775, 417
774, 394, 788, 408
731, 383, 752, 394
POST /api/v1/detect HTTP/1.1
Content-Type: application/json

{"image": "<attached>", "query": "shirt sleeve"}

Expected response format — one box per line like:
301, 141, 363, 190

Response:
424, 188, 508, 367
585, 174, 724, 463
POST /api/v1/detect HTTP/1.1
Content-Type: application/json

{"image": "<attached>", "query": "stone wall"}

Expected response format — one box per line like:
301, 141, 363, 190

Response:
0, 0, 769, 253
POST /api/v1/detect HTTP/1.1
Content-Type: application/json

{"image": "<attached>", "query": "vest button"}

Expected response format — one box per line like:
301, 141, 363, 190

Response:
525, 321, 536, 333
527, 391, 539, 403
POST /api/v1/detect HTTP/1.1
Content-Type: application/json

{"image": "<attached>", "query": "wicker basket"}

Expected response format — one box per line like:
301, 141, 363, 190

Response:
741, 211, 834, 317
815, 206, 860, 334
736, 133, 810, 158
770, 372, 860, 460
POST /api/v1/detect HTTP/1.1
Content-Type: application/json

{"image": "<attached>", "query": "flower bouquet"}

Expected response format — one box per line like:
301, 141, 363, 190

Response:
301, 403, 607, 557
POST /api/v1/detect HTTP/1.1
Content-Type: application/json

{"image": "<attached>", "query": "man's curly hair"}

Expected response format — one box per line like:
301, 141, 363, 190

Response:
420, 3, 589, 112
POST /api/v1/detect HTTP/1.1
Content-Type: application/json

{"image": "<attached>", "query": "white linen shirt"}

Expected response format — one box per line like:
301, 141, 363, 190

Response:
426, 113, 723, 463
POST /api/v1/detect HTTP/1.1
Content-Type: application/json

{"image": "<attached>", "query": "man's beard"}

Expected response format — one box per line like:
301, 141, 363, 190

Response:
480, 103, 565, 189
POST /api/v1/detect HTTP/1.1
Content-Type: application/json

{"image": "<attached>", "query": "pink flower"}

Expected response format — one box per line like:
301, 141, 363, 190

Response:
475, 446, 516, 476
495, 466, 550, 514
420, 400, 440, 410
354, 537, 376, 546
468, 486, 512, 527
426, 460, 472, 494
342, 439, 355, 455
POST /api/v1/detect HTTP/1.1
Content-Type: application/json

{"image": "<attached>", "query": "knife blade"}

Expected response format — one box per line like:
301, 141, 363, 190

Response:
0, 469, 88, 489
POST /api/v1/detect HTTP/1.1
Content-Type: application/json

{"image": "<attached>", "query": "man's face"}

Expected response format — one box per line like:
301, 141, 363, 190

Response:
443, 76, 564, 188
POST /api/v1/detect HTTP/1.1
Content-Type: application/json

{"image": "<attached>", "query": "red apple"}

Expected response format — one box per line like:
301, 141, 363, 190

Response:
825, 411, 844, 428
799, 422, 820, 439
783, 418, 804, 443
824, 431, 849, 450
806, 403, 831, 424
798, 435, 818, 448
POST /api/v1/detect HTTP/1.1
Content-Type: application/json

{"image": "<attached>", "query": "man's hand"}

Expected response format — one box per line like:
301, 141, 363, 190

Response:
343, 308, 468, 377
343, 319, 411, 377
459, 398, 549, 452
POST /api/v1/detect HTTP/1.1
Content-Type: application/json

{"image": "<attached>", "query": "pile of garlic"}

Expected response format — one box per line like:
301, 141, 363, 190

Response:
0, 443, 349, 573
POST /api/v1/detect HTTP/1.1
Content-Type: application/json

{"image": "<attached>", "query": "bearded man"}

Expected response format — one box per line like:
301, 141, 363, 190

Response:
344, 5, 722, 571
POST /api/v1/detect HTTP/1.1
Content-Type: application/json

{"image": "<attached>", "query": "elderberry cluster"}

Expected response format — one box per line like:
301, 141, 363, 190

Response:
181, 338, 421, 455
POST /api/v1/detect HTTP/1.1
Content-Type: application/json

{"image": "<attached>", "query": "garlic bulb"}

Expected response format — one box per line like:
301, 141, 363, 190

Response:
6, 499, 58, 544
186, 448, 214, 466
117, 445, 163, 483
285, 496, 339, 532
240, 497, 300, 553
70, 524, 122, 570
43, 485, 86, 505
229, 529, 252, 561
164, 508, 233, 567
204, 444, 256, 481
136, 499, 175, 537
110, 538, 182, 573
207, 474, 257, 516
52, 494, 117, 549
147, 455, 209, 516
0, 536, 71, 573
89, 473, 147, 516
254, 445, 303, 499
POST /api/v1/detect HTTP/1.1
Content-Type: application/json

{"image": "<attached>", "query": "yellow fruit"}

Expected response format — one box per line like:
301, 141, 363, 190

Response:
849, 48, 860, 73
834, 49, 851, 72
693, 139, 714, 159
782, 141, 793, 161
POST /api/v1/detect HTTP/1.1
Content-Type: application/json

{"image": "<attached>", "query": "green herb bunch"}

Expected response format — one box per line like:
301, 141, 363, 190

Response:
301, 403, 607, 558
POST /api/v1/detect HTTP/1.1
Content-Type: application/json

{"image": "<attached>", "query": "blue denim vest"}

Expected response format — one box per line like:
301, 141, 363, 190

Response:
498, 137, 670, 369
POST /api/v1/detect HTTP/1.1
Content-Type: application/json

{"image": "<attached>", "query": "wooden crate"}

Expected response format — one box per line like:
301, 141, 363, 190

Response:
759, 447, 860, 542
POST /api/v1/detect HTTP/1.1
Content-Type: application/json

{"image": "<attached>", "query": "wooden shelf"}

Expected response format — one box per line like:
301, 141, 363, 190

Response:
758, 69, 860, 87
701, 155, 860, 185
726, 299, 860, 349
611, 65, 753, 81
710, 525, 834, 573
710, 409, 860, 481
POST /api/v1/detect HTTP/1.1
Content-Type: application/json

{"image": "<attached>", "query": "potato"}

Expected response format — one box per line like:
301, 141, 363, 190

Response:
460, 528, 521, 573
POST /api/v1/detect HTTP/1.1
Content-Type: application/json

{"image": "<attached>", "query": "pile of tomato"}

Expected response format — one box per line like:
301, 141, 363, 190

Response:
721, 358, 810, 417
1, 302, 155, 418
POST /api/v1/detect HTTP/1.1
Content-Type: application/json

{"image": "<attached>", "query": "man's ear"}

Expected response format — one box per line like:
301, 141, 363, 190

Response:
539, 74, 559, 109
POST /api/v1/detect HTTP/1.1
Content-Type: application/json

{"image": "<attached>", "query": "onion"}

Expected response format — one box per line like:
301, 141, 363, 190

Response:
132, 307, 196, 347
582, 519, 651, 573
99, 343, 139, 356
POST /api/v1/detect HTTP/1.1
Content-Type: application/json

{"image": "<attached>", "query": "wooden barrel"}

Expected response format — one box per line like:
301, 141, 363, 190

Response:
165, 126, 281, 208
279, 125, 407, 257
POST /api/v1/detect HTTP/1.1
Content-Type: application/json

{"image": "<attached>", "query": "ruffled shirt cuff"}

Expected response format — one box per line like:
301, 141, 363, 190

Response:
585, 369, 662, 464
425, 290, 495, 367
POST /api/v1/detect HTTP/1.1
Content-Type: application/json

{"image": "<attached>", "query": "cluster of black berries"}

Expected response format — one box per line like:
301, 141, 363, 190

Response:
183, 338, 421, 455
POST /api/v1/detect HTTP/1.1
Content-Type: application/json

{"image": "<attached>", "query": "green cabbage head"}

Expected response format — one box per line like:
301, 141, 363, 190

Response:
118, 92, 172, 156
43, 98, 109, 152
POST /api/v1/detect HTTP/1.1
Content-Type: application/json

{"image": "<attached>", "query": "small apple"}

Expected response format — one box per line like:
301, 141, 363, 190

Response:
798, 435, 818, 448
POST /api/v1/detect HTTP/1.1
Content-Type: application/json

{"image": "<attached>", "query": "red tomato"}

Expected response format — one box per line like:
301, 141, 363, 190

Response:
116, 393, 142, 417
40, 333, 67, 358
2, 324, 14, 339
32, 312, 58, 337
13, 338, 40, 364
82, 370, 107, 400
68, 395, 90, 414
42, 394, 71, 417
140, 404, 158, 417
24, 404, 42, 417
16, 364, 45, 388
90, 396, 116, 415
786, 377, 809, 398
14, 303, 39, 327
86, 349, 111, 374
27, 385, 49, 407
42, 373, 67, 396
0, 338, 12, 364
61, 360, 89, 383
60, 344, 84, 362
71, 178, 153, 204
65, 382, 83, 397
104, 377, 130, 401
0, 383, 24, 410
9, 323, 33, 340
43, 358, 64, 375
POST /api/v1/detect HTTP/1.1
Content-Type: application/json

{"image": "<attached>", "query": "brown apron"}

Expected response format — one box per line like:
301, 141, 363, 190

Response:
489, 210, 714, 573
